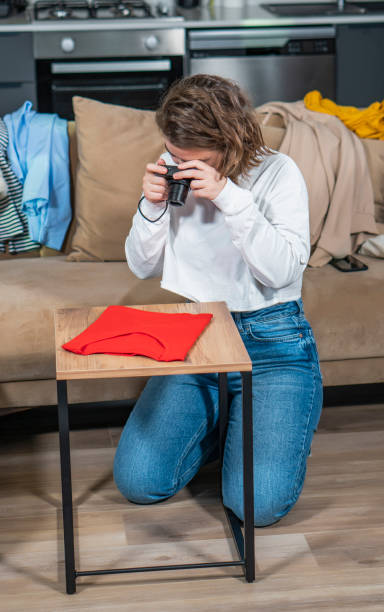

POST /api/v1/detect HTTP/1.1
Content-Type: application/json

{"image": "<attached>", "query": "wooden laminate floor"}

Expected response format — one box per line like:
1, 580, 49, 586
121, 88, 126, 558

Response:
0, 398, 383, 611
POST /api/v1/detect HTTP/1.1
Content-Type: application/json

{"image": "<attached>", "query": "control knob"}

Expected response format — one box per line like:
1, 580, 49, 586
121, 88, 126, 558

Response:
144, 35, 159, 51
61, 37, 75, 53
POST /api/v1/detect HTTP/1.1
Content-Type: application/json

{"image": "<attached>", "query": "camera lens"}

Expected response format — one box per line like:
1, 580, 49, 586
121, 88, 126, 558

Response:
167, 181, 190, 206
155, 165, 192, 207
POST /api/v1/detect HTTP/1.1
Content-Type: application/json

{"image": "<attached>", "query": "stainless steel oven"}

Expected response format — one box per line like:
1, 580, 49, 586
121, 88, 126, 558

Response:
188, 26, 336, 106
33, 1, 185, 119
35, 29, 185, 118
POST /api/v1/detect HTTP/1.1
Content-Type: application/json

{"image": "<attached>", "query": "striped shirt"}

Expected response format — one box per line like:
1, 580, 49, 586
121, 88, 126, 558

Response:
0, 118, 39, 254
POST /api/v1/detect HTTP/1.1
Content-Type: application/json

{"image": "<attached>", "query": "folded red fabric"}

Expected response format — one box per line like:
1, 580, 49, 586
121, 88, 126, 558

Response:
62, 305, 213, 362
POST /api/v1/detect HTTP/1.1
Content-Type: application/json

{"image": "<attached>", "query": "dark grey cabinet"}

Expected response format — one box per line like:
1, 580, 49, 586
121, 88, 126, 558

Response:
0, 32, 37, 116
336, 24, 384, 106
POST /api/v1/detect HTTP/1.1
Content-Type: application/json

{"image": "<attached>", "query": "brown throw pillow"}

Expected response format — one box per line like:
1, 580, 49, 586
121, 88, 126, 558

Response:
67, 97, 165, 261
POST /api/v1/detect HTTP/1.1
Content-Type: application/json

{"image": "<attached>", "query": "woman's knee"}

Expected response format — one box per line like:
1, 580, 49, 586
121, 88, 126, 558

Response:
254, 497, 293, 527
223, 482, 300, 527
113, 445, 176, 505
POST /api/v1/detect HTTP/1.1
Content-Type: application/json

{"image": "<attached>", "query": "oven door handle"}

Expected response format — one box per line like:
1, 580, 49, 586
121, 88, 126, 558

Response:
52, 83, 166, 93
51, 60, 172, 74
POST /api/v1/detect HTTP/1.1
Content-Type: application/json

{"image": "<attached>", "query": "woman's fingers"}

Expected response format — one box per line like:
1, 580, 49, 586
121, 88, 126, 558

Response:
146, 161, 167, 175
173, 168, 205, 180
190, 179, 206, 190
177, 159, 207, 171
145, 174, 167, 186
143, 160, 169, 203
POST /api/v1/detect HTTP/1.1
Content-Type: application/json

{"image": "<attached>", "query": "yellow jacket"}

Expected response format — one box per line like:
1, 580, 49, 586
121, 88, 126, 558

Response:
304, 90, 384, 140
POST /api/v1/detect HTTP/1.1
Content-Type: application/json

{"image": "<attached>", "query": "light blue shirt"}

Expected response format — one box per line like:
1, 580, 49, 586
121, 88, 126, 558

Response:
4, 101, 71, 250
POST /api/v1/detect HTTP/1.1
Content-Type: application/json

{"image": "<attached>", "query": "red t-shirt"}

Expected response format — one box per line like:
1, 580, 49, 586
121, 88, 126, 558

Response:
62, 305, 213, 362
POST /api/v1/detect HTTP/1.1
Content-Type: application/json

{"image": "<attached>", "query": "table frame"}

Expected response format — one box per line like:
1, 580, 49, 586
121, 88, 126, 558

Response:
57, 369, 255, 594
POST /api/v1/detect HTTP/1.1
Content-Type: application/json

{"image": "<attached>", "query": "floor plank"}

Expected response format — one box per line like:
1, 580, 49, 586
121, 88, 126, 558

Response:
0, 400, 384, 611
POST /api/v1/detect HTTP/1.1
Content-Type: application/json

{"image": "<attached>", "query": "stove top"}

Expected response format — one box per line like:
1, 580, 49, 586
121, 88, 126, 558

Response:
33, 0, 173, 20
94, 0, 152, 19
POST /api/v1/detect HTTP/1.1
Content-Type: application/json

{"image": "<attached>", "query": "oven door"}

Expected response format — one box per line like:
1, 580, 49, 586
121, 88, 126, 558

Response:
36, 57, 183, 119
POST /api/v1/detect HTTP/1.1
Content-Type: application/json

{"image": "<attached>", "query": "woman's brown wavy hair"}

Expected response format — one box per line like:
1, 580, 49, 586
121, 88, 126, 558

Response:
156, 74, 270, 184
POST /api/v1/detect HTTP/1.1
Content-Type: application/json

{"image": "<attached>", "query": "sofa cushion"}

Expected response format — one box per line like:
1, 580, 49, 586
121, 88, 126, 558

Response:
302, 254, 384, 362
67, 97, 165, 262
0, 257, 185, 382
1, 254, 383, 385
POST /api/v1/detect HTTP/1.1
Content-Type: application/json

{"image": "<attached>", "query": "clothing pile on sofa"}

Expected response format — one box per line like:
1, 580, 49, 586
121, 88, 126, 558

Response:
304, 90, 384, 141
0, 101, 71, 255
0, 119, 39, 254
257, 94, 382, 266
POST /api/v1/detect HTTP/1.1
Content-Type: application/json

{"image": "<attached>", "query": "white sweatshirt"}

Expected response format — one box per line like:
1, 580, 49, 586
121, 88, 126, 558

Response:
125, 151, 310, 312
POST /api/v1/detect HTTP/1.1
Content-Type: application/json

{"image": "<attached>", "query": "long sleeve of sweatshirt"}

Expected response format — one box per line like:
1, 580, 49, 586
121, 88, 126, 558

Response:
213, 154, 310, 289
125, 198, 170, 279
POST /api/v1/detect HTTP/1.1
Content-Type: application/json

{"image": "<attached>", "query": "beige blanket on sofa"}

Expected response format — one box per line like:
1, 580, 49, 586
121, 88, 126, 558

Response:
256, 101, 378, 267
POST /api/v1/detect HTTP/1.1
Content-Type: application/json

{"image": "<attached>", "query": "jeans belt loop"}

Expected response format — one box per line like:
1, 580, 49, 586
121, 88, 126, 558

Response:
232, 311, 244, 333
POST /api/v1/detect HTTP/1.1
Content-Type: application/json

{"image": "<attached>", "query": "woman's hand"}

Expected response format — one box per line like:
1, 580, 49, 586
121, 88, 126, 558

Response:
173, 160, 227, 201
142, 158, 168, 204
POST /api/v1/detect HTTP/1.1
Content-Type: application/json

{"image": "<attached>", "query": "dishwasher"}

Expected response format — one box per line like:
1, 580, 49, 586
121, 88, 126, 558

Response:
188, 26, 336, 106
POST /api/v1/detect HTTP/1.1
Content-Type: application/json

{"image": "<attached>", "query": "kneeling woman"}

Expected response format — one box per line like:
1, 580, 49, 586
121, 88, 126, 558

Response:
113, 74, 323, 527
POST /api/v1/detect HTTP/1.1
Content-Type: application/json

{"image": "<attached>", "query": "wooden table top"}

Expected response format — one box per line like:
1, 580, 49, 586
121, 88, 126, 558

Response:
54, 302, 252, 381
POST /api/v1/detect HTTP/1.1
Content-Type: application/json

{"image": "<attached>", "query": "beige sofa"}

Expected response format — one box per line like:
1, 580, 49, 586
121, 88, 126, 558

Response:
1, 97, 383, 416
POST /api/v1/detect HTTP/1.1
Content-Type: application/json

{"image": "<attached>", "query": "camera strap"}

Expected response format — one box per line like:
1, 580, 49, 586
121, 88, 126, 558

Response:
137, 196, 169, 223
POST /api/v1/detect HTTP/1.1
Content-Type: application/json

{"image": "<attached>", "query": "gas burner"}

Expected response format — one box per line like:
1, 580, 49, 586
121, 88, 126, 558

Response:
32, 0, 178, 20
93, 0, 153, 19
34, 0, 91, 20
50, 5, 73, 18
114, 3, 132, 17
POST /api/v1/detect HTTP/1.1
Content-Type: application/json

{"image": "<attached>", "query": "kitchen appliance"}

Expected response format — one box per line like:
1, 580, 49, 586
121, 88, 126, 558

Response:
188, 27, 336, 106
33, 1, 185, 119
33, 0, 180, 20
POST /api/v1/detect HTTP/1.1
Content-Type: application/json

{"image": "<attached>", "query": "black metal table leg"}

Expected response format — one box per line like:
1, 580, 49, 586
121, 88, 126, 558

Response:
57, 380, 76, 595
218, 372, 229, 464
242, 371, 255, 583
219, 371, 255, 583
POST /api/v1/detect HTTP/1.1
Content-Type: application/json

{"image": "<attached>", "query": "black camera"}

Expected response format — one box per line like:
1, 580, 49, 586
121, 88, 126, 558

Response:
159, 165, 192, 207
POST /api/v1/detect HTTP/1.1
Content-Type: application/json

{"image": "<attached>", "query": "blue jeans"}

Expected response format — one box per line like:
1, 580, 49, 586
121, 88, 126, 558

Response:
113, 299, 323, 527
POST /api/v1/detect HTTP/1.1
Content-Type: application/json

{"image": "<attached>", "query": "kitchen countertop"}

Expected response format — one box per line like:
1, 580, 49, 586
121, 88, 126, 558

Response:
1, 2, 384, 31
179, 2, 384, 27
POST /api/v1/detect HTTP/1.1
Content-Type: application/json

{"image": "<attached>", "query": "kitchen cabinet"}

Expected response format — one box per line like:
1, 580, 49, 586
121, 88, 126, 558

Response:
0, 32, 37, 116
336, 24, 384, 106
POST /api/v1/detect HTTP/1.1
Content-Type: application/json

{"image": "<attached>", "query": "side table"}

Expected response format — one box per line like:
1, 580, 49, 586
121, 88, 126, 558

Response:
54, 301, 255, 594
